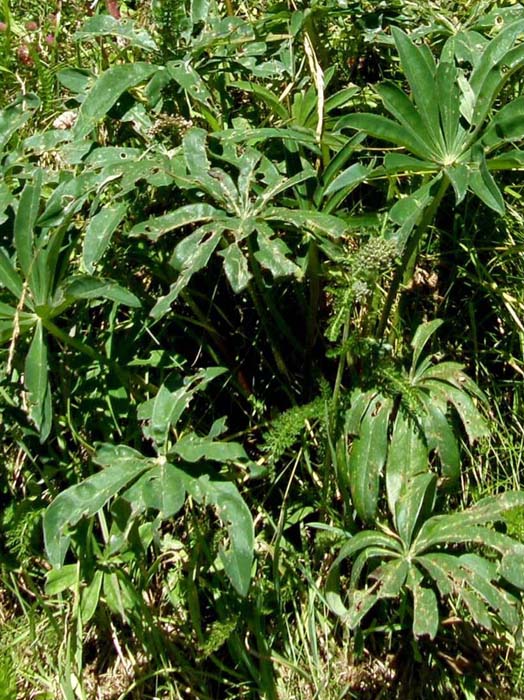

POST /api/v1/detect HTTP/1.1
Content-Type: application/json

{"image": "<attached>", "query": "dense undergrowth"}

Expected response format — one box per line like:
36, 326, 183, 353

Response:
2, 1, 524, 698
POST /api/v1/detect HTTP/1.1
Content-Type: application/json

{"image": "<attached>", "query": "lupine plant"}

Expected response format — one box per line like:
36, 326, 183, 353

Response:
1, 2, 524, 699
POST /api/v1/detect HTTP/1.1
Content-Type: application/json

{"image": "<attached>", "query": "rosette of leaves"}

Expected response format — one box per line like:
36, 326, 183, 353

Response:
337, 319, 489, 524
0, 169, 141, 440
326, 482, 524, 639
129, 128, 350, 318
43, 367, 255, 597
337, 20, 524, 251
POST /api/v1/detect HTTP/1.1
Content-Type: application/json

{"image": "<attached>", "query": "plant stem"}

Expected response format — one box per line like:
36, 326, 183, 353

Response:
304, 239, 320, 399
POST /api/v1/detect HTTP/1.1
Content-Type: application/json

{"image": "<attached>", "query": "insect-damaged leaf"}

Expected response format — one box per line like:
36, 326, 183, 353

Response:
348, 394, 393, 523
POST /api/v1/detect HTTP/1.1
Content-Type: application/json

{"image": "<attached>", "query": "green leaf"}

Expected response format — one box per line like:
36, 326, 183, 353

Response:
151, 229, 222, 319
386, 412, 429, 521
389, 176, 442, 249
24, 320, 52, 441
130, 203, 221, 241
469, 146, 505, 214
419, 397, 460, 486
371, 559, 409, 599
183, 128, 210, 175
344, 389, 377, 435
264, 207, 348, 238
461, 588, 493, 630
333, 531, 403, 566
383, 153, 436, 175
339, 113, 435, 161
44, 446, 149, 567
0, 248, 25, 300
422, 379, 489, 443
150, 384, 183, 448
413, 492, 524, 552
80, 570, 104, 623
469, 19, 524, 126
377, 81, 439, 159
14, 170, 43, 277
167, 61, 213, 107
45, 564, 78, 595
481, 96, 524, 151
76, 15, 158, 51
410, 318, 444, 374
83, 203, 127, 273
122, 461, 187, 518
348, 394, 393, 523
188, 477, 254, 596
173, 433, 248, 463
326, 577, 379, 629
323, 163, 369, 197
230, 80, 288, 120
391, 27, 444, 157
500, 550, 524, 589
395, 473, 436, 546
254, 232, 301, 278
218, 243, 251, 293
416, 554, 454, 597
446, 163, 470, 204
457, 554, 519, 629
411, 581, 439, 639
0, 100, 32, 152
73, 63, 159, 139
436, 61, 461, 152
191, 0, 210, 24
65, 276, 141, 307
103, 570, 139, 619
